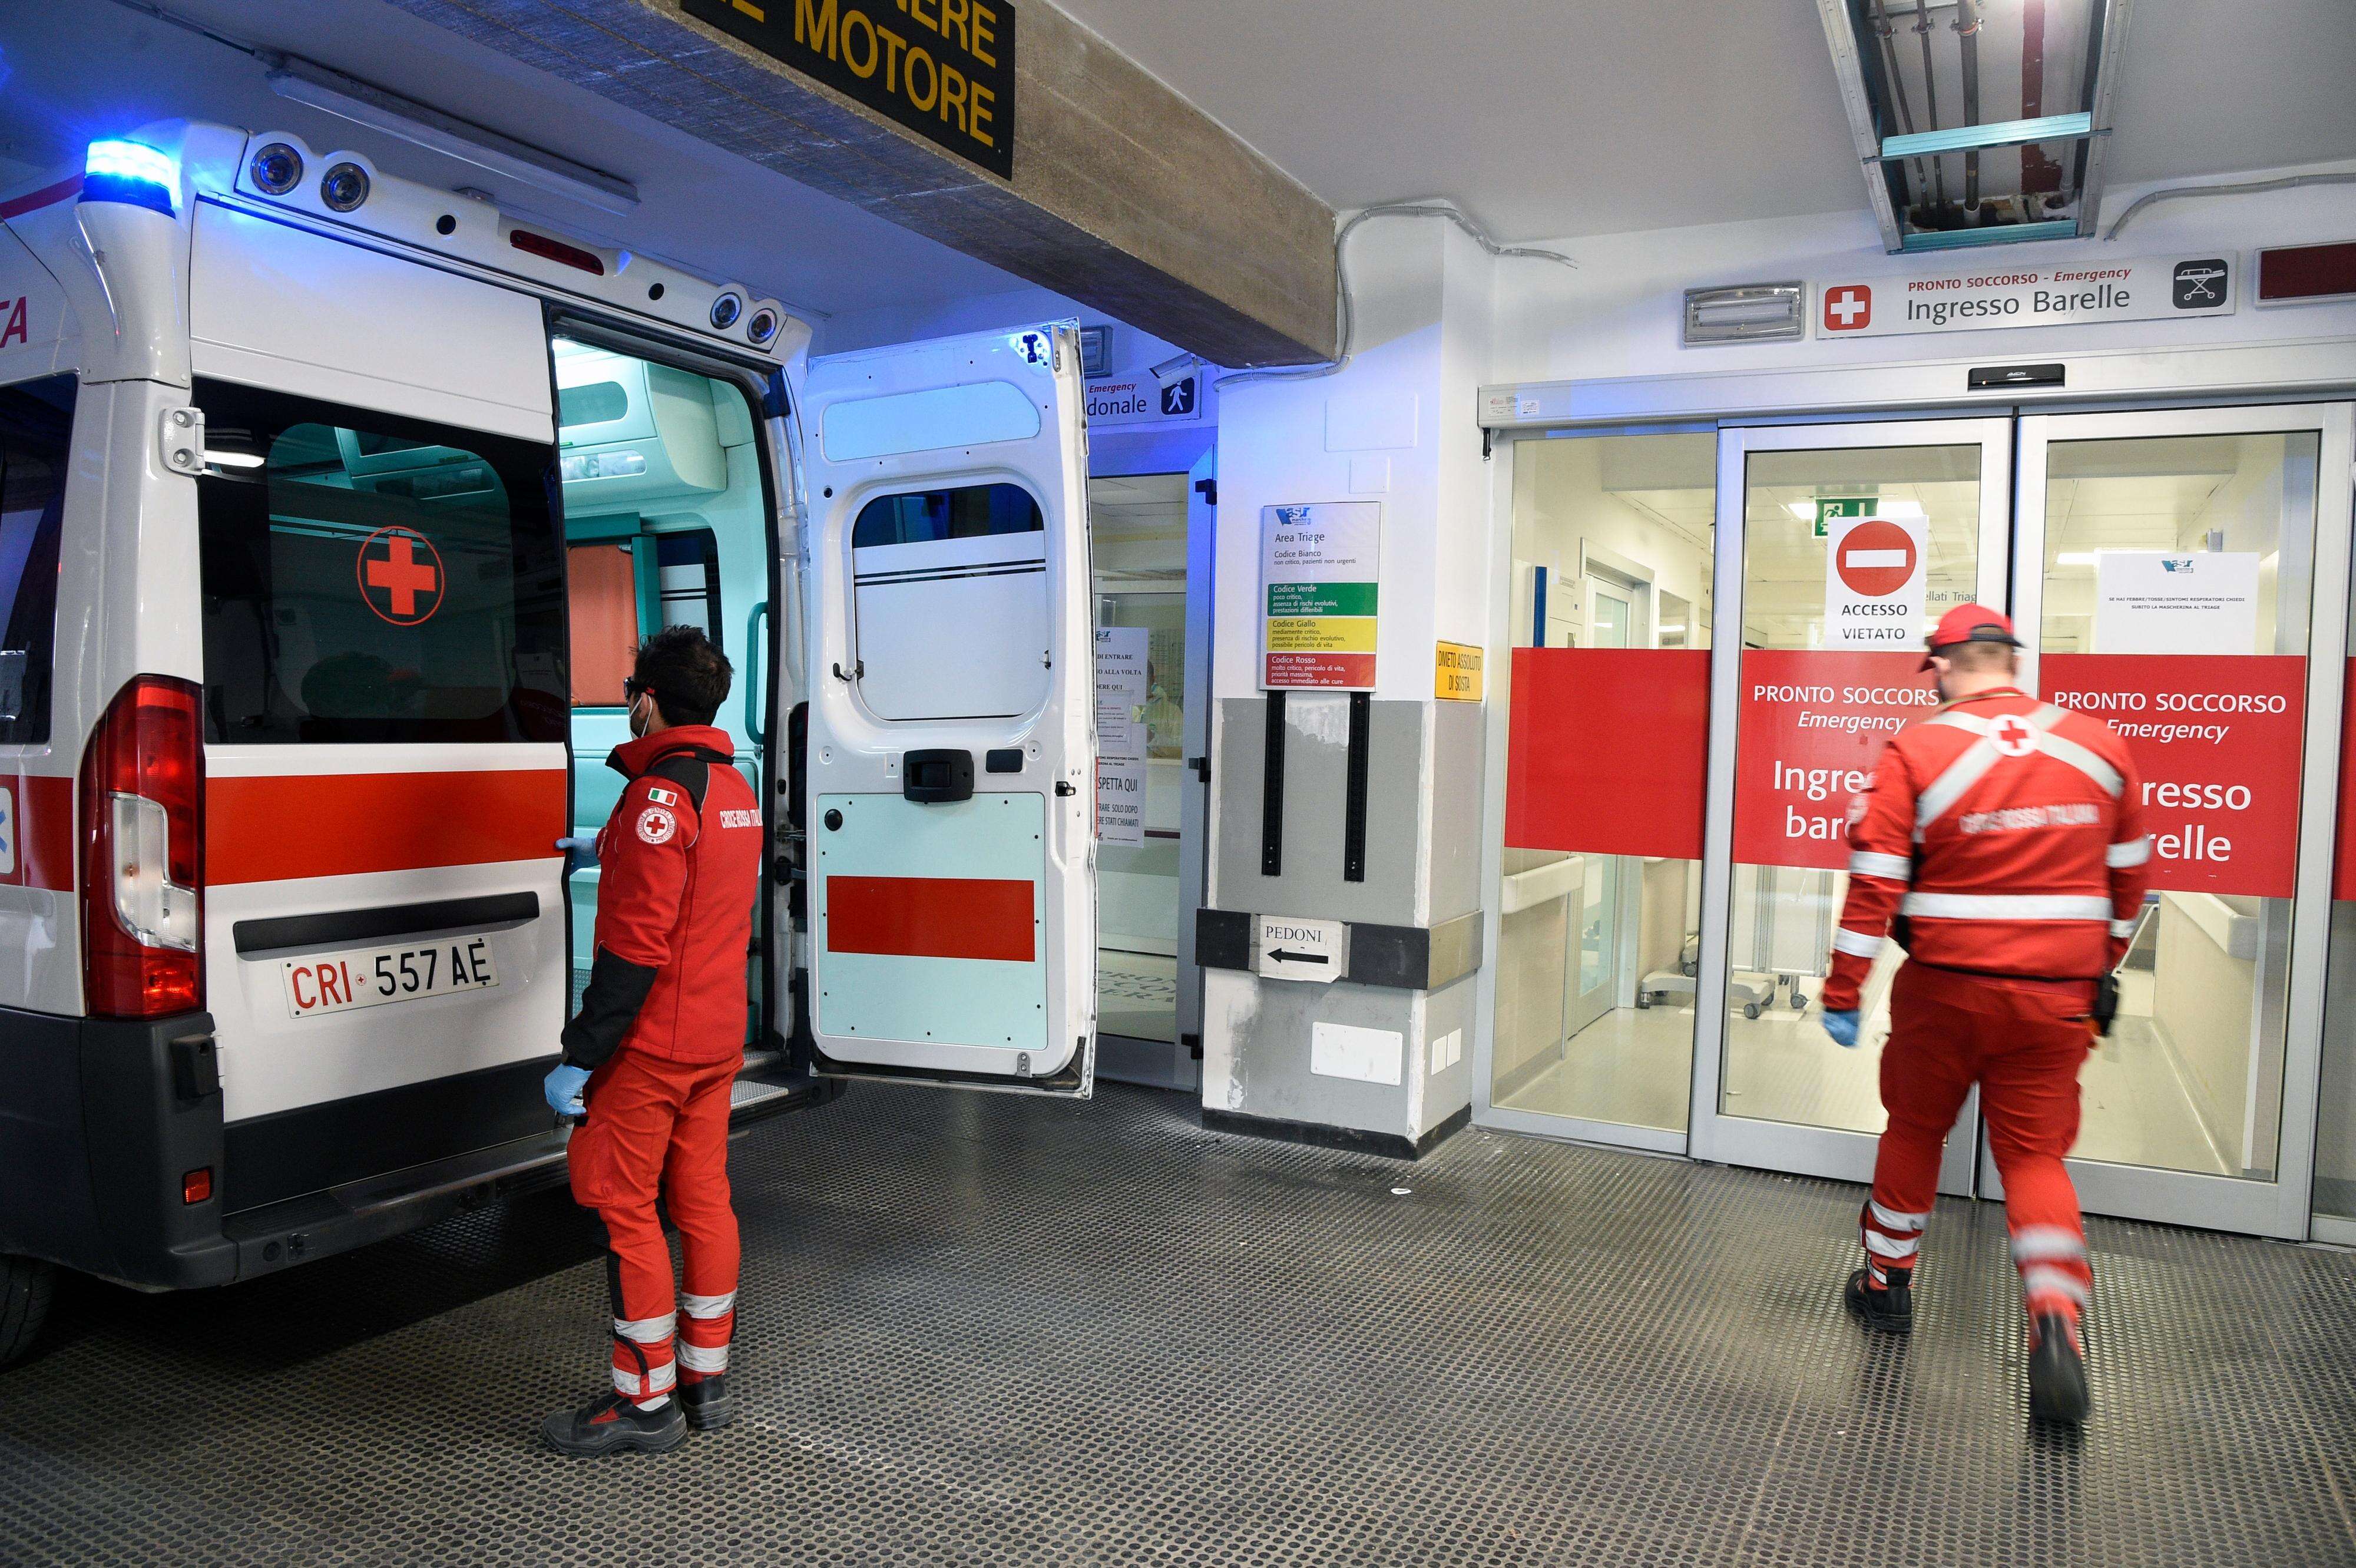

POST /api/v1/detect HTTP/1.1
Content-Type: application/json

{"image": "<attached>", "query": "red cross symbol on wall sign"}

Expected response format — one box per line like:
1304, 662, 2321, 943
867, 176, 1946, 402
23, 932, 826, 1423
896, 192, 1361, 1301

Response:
1824, 285, 1872, 332
356, 526, 445, 626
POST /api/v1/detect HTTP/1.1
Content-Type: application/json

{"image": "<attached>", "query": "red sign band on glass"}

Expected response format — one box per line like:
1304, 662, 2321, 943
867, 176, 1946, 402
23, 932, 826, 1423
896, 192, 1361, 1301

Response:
1505, 648, 1710, 859
1731, 650, 1936, 871
2041, 653, 2305, 901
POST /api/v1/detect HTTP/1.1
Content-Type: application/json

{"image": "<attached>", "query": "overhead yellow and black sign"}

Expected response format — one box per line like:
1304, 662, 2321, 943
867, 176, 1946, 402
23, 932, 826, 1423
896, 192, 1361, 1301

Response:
683, 0, 1017, 180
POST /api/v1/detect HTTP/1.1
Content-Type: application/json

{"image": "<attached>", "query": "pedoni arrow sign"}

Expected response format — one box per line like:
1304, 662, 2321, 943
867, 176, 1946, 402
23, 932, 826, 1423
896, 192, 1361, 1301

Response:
1253, 914, 1345, 984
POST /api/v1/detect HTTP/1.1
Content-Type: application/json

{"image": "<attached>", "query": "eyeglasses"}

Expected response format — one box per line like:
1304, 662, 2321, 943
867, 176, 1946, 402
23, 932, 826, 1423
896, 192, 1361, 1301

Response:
623, 677, 646, 704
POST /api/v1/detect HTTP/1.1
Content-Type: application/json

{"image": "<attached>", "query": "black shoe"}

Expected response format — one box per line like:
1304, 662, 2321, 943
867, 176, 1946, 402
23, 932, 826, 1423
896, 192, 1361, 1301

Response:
1844, 1266, 1914, 1333
2027, 1312, 2090, 1425
541, 1391, 687, 1455
680, 1375, 733, 1431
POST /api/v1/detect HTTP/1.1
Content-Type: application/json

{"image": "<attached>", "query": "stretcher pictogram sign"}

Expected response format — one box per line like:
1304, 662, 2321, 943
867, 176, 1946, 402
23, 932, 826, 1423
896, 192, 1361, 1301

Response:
356, 525, 445, 626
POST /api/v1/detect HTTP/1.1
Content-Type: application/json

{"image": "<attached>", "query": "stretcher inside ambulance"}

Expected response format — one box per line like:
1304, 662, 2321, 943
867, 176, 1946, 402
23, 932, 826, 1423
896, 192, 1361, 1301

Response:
0, 123, 1097, 1367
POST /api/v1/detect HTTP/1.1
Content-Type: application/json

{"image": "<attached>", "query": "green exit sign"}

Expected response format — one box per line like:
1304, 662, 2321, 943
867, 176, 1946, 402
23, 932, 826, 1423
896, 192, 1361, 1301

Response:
1814, 497, 1877, 538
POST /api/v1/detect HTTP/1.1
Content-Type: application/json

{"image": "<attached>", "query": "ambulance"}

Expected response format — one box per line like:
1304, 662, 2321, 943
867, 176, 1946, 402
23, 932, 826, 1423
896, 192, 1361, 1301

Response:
0, 123, 1098, 1365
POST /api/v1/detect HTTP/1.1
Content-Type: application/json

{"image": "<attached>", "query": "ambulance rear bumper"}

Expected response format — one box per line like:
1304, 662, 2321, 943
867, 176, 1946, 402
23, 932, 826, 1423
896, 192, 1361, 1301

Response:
0, 1005, 240, 1291
0, 1003, 834, 1292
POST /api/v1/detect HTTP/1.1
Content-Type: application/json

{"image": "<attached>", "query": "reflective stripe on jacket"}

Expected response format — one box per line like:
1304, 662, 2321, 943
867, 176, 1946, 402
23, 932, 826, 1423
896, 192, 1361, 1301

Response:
1821, 687, 2150, 1013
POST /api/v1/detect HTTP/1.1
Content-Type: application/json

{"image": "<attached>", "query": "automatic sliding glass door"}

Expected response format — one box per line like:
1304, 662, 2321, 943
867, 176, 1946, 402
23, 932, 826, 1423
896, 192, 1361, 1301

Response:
1687, 419, 2013, 1190
2001, 403, 2353, 1238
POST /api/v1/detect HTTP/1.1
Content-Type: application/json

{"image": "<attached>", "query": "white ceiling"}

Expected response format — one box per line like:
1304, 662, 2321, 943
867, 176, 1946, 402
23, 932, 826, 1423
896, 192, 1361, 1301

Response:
0, 0, 1026, 320
4, 0, 2351, 325
1053, 0, 2356, 243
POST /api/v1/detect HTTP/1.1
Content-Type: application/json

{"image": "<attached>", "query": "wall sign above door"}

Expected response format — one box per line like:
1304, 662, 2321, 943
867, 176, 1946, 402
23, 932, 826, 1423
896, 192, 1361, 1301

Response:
682, 0, 1017, 180
1818, 254, 2236, 340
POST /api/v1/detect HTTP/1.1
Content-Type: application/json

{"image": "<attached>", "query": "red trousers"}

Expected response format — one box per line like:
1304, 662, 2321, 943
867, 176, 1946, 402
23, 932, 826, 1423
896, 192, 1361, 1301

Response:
1864, 962, 2096, 1321
567, 1049, 740, 1405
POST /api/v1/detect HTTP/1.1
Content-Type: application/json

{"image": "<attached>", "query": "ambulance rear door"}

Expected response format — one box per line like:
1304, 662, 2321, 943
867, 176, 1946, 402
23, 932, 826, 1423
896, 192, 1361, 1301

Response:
187, 203, 571, 1206
796, 325, 1096, 1095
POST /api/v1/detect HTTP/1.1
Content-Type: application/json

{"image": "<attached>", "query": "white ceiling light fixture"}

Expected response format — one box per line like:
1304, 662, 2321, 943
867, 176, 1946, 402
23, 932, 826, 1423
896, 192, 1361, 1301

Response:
265, 55, 640, 216
1683, 283, 1805, 345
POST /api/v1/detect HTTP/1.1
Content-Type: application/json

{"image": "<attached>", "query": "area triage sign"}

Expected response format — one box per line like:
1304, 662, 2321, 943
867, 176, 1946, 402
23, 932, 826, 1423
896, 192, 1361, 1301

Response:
1262, 501, 1381, 689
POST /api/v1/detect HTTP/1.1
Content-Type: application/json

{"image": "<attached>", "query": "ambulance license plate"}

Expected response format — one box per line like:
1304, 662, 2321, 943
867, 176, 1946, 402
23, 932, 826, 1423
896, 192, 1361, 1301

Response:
283, 937, 499, 1020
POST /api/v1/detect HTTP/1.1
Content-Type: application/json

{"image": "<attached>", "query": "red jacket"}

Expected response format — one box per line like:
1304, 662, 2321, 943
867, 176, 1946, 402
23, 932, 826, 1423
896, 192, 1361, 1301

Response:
561, 726, 764, 1067
1822, 687, 2151, 1013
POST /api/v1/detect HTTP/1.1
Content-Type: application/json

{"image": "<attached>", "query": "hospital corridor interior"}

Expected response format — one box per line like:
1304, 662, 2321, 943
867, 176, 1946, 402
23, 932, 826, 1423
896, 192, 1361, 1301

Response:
2, 0, 2356, 1563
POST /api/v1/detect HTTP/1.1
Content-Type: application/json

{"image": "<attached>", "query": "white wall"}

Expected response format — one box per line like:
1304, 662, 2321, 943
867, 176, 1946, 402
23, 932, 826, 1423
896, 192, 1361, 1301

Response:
1490, 158, 2356, 389
1211, 217, 1498, 707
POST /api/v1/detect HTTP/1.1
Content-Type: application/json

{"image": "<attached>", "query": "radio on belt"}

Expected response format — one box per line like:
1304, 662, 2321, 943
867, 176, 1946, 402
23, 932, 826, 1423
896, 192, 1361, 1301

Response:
1253, 915, 1345, 984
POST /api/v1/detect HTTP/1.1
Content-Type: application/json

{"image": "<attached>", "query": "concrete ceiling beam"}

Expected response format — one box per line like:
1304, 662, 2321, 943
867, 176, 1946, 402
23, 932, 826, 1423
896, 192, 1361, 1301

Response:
379, 0, 1341, 365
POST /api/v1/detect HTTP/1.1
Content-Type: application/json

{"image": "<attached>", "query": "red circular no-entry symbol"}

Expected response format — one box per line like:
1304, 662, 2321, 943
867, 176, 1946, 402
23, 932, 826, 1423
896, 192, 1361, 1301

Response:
1835, 518, 1918, 598
355, 526, 445, 626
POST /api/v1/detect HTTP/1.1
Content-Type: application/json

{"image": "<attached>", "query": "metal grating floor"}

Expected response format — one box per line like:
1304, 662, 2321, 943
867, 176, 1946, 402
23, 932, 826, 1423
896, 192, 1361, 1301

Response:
4, 1081, 2355, 1566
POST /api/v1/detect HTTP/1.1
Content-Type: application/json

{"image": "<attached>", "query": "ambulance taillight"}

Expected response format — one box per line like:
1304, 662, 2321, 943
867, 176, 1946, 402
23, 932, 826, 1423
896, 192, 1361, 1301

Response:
80, 676, 205, 1018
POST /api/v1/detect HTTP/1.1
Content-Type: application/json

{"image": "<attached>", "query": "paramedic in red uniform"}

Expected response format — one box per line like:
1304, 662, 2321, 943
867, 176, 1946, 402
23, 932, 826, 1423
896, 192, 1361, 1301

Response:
539, 626, 764, 1455
1820, 604, 2149, 1425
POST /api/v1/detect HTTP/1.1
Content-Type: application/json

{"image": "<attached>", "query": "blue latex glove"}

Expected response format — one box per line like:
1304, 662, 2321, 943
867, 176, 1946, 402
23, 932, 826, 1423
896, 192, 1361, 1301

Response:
1822, 1010, 1862, 1050
556, 835, 598, 875
544, 1062, 591, 1117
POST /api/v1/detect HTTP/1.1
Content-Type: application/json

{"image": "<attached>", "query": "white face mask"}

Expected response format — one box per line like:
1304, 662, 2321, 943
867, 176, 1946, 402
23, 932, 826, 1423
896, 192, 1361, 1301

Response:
628, 690, 654, 738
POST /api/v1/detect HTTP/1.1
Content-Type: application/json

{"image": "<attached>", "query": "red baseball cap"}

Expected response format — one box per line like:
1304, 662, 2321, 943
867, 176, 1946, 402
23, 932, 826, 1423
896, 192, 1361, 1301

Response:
1920, 603, 2023, 671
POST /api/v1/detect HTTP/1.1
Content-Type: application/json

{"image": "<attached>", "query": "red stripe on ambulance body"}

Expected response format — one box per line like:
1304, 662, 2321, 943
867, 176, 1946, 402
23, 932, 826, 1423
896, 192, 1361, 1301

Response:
0, 176, 84, 221
0, 773, 76, 890
206, 769, 566, 885
824, 876, 1035, 963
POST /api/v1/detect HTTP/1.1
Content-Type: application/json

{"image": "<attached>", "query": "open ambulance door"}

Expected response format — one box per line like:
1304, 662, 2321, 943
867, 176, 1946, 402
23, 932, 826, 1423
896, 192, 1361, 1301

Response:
795, 325, 1096, 1096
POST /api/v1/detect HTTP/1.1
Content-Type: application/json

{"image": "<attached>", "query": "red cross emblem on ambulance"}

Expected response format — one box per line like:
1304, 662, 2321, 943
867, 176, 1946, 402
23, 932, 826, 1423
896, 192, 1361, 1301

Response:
1824, 285, 1872, 332
356, 526, 445, 626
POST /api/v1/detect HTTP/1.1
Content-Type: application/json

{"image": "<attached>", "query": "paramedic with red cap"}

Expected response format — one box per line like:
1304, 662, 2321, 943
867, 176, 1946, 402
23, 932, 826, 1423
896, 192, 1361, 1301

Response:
538, 626, 765, 1455
1819, 603, 2149, 1424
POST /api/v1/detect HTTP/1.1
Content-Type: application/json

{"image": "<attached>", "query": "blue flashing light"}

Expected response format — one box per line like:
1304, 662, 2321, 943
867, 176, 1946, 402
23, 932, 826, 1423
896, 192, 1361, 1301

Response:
82, 140, 178, 217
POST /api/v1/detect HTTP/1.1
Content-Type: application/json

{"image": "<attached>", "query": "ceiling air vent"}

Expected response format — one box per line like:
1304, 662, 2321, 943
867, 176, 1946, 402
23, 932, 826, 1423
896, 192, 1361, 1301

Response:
1815, 0, 2133, 253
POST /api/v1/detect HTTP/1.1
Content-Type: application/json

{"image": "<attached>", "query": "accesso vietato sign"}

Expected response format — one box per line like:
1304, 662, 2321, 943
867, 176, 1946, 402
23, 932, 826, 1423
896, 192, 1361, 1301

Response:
683, 0, 1015, 179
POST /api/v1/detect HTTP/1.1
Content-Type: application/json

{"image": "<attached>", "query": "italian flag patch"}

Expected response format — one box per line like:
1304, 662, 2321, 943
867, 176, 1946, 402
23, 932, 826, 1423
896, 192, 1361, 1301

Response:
645, 785, 680, 806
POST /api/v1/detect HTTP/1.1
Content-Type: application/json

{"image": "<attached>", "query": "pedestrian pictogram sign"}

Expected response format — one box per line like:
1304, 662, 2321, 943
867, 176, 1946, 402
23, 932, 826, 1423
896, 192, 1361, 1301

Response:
356, 526, 445, 626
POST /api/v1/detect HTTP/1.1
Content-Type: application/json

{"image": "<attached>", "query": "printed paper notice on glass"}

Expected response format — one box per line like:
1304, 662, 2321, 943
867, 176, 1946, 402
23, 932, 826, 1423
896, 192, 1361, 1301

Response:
2093, 551, 2261, 655
1094, 626, 1149, 847
1262, 501, 1381, 690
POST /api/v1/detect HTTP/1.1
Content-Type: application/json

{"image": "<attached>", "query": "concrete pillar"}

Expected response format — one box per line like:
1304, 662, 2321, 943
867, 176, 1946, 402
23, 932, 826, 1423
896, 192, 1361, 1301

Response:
1199, 219, 1496, 1157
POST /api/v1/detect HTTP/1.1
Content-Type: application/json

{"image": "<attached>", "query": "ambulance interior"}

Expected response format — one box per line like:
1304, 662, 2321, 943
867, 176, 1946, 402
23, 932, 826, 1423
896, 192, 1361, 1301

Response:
551, 336, 777, 1036
1495, 429, 2315, 1180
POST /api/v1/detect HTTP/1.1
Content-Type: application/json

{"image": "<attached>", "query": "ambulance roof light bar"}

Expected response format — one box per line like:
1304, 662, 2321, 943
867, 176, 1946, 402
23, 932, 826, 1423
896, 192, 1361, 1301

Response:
82, 140, 180, 216
265, 56, 640, 217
